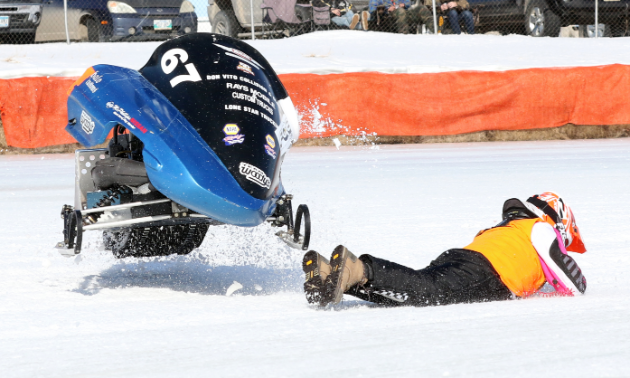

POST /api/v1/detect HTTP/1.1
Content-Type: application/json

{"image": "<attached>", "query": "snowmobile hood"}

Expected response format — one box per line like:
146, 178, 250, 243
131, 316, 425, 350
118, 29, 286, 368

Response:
65, 34, 299, 227
139, 33, 299, 201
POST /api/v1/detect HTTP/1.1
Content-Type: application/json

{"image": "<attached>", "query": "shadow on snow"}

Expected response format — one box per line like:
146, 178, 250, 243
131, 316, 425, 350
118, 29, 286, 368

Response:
72, 257, 303, 297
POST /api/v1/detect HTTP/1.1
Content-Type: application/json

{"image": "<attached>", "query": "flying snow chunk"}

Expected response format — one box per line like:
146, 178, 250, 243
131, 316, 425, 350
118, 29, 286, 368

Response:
332, 138, 341, 150
226, 281, 243, 296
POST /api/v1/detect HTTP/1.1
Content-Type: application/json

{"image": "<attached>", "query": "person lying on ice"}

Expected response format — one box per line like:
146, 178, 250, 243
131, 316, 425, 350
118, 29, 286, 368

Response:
302, 192, 587, 307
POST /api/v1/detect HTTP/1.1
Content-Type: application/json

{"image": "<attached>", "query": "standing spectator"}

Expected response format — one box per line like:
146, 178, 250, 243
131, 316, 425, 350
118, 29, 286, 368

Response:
368, 0, 434, 34
437, 0, 474, 34
312, 0, 370, 30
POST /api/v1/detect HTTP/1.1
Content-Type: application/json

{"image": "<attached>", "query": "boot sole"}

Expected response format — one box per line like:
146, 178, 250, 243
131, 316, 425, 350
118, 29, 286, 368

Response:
361, 11, 369, 30
320, 245, 349, 306
349, 14, 360, 30
302, 250, 328, 305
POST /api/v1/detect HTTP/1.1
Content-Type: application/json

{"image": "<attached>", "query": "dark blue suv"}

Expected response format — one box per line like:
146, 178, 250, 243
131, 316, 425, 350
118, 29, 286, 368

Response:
35, 0, 197, 42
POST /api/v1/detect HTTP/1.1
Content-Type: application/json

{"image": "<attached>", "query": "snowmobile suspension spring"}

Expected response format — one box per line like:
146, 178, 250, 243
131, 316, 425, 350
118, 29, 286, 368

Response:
85, 185, 129, 224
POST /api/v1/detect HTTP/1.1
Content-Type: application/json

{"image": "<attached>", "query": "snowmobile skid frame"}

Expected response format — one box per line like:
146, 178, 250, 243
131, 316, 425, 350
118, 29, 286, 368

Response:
56, 148, 311, 258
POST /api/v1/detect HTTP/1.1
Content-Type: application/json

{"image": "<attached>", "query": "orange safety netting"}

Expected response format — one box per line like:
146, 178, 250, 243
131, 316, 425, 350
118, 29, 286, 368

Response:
1, 65, 630, 148
282, 65, 630, 139
0, 76, 78, 148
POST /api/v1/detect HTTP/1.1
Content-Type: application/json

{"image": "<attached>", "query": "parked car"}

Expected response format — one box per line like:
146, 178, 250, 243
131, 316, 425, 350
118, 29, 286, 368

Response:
34, 0, 197, 42
208, 0, 331, 38
208, 0, 261, 38
0, 0, 41, 43
463, 0, 630, 37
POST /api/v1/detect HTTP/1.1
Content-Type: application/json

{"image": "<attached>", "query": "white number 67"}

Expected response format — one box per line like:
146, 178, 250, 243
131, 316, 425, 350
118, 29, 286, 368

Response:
160, 48, 202, 88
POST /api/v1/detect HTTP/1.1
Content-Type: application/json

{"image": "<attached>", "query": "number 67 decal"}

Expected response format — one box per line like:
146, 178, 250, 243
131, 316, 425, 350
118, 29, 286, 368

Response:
161, 48, 202, 88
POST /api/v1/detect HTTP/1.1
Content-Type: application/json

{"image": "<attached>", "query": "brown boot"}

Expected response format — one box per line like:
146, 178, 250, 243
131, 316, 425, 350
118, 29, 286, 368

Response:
302, 250, 331, 304
361, 11, 369, 31
320, 245, 367, 306
349, 13, 360, 30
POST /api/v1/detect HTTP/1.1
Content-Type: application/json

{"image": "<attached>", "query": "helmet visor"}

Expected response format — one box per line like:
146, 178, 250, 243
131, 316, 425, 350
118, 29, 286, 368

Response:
566, 207, 586, 253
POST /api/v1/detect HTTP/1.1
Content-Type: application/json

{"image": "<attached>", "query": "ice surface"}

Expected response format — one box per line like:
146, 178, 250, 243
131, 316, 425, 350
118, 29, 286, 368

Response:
1, 32, 630, 78
1, 139, 629, 377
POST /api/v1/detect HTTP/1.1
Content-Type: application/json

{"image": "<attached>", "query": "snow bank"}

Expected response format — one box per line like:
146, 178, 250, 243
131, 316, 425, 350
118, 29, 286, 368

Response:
1, 32, 630, 79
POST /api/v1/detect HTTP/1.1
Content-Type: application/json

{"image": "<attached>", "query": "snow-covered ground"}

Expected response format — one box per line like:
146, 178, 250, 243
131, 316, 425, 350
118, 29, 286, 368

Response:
1, 32, 630, 79
1, 139, 630, 377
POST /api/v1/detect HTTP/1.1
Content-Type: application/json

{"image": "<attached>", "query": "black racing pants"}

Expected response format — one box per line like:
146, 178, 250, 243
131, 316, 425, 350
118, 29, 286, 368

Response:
347, 249, 513, 307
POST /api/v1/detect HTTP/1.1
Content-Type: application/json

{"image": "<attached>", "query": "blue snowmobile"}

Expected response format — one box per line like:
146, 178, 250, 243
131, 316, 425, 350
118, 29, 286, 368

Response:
57, 33, 311, 258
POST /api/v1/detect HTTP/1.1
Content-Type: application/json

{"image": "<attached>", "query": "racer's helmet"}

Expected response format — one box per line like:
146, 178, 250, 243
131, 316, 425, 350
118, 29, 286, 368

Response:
525, 192, 586, 253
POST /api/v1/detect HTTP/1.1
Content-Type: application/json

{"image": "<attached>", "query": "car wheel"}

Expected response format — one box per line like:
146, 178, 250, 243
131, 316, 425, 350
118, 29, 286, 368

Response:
85, 17, 100, 42
2, 33, 33, 44
22, 32, 36, 44
213, 10, 240, 38
524, 0, 560, 37
609, 22, 626, 37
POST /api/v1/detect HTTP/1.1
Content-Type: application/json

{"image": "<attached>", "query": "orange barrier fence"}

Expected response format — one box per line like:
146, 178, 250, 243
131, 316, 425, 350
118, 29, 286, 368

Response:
286, 64, 630, 139
2, 65, 630, 148
0, 76, 78, 148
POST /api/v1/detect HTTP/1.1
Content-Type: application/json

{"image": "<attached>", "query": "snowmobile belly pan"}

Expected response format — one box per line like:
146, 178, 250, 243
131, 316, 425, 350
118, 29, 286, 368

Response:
66, 65, 276, 227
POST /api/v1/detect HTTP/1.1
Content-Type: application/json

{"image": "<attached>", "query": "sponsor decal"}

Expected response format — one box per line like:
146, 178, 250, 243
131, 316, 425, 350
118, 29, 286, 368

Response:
222, 124, 244, 146
277, 121, 293, 144
70, 67, 98, 95
90, 71, 102, 83
80, 110, 95, 135
265, 145, 277, 159
264, 134, 277, 159
86, 80, 97, 93
265, 134, 276, 148
106, 101, 147, 133
237, 62, 254, 76
106, 101, 130, 119
84, 70, 102, 93
130, 118, 148, 134
239, 162, 271, 189
213, 43, 264, 69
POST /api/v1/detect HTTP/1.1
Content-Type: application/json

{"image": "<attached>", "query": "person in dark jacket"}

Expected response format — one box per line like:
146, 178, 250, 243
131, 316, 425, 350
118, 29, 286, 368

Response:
303, 192, 587, 307
312, 0, 370, 30
433, 0, 474, 34
368, 0, 435, 33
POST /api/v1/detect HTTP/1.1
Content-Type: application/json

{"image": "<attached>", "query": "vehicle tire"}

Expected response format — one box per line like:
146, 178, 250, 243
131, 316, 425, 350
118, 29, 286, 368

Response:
213, 10, 241, 38
524, 0, 560, 37
85, 17, 100, 42
3, 33, 35, 44
610, 21, 628, 37
21, 32, 36, 44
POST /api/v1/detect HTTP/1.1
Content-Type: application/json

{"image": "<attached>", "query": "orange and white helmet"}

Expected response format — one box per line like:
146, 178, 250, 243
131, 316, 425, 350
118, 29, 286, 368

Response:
525, 192, 586, 253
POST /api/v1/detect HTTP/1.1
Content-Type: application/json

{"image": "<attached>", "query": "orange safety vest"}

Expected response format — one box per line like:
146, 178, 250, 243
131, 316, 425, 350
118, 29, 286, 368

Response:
464, 218, 546, 297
